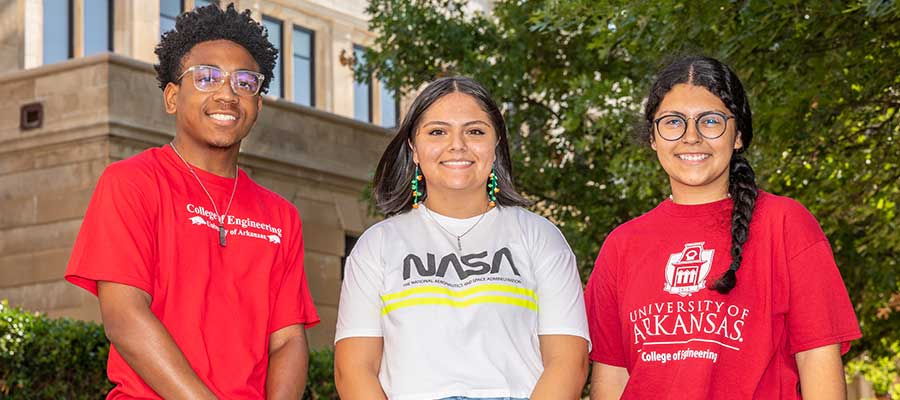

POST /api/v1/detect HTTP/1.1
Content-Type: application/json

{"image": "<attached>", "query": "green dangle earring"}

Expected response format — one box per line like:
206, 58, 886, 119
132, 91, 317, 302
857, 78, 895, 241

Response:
412, 164, 423, 209
487, 167, 499, 207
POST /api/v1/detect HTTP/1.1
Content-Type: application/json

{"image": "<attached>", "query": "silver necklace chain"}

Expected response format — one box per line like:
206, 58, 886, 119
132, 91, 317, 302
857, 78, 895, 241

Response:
422, 203, 490, 252
169, 142, 238, 247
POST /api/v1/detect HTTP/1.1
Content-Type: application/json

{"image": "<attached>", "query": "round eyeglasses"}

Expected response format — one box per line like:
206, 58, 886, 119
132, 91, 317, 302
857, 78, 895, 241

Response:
176, 65, 265, 97
654, 111, 735, 141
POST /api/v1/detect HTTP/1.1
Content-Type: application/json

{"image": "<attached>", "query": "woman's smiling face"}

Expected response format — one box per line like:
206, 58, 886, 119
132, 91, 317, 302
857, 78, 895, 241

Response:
411, 92, 497, 199
652, 83, 743, 197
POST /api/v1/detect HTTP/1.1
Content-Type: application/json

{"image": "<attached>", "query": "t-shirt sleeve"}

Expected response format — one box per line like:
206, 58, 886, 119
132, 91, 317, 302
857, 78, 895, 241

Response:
64, 164, 157, 297
786, 240, 861, 355
784, 206, 861, 355
531, 219, 590, 342
269, 209, 320, 333
334, 227, 385, 343
585, 236, 627, 367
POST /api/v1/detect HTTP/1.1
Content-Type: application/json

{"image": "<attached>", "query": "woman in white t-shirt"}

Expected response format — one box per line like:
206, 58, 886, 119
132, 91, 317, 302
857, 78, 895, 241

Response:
334, 76, 590, 400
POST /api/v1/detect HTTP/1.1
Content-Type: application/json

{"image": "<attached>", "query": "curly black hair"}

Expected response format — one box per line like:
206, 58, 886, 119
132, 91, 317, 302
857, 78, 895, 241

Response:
154, 3, 278, 94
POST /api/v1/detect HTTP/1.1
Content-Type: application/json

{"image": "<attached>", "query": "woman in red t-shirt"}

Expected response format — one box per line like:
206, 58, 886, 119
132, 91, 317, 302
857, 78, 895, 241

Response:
585, 56, 861, 399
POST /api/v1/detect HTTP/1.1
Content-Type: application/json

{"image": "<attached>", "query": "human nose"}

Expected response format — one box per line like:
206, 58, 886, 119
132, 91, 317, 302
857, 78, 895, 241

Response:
212, 72, 239, 102
448, 129, 468, 151
681, 117, 702, 144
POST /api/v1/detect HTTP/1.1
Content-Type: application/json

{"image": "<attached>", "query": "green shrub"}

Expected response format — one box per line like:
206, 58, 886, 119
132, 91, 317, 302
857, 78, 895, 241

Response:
304, 348, 337, 399
0, 300, 340, 398
0, 300, 112, 399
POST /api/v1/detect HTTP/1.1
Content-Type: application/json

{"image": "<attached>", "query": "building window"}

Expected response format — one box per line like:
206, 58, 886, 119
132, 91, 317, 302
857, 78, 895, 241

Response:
292, 26, 314, 107
43, 0, 72, 64
262, 16, 283, 98
380, 80, 399, 128
353, 45, 372, 123
159, 0, 182, 35
193, 0, 217, 8
341, 235, 359, 280
83, 0, 113, 56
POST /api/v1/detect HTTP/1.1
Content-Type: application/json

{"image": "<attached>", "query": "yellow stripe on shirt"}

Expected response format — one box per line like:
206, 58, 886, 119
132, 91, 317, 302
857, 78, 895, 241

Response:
381, 295, 538, 315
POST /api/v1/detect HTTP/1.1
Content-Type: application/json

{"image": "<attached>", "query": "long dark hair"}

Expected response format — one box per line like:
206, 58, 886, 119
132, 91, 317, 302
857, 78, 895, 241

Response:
373, 76, 530, 216
642, 56, 758, 294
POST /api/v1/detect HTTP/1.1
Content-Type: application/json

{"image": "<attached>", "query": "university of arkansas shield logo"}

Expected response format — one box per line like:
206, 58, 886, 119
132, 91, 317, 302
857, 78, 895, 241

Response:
664, 242, 714, 296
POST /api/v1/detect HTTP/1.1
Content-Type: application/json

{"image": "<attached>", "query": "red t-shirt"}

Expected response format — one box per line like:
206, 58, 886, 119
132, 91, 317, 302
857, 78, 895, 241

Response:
585, 191, 861, 399
65, 145, 319, 399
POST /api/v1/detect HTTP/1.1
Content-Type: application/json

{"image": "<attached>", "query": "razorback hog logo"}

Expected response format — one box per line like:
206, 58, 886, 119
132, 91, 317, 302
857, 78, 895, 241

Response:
403, 247, 519, 280
664, 242, 714, 297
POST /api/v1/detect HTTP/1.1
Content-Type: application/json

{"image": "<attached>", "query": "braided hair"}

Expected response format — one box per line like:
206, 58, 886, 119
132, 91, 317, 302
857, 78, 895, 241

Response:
641, 56, 758, 294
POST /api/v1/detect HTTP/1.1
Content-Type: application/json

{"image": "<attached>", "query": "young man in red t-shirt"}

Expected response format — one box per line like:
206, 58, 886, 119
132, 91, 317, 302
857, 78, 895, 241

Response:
65, 5, 318, 399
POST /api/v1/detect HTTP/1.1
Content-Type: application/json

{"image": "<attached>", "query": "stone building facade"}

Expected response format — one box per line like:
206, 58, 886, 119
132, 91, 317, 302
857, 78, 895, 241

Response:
0, 0, 404, 348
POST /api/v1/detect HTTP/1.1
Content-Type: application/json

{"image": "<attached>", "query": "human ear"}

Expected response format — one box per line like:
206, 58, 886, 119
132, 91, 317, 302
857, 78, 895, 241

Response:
408, 139, 419, 164
163, 83, 179, 115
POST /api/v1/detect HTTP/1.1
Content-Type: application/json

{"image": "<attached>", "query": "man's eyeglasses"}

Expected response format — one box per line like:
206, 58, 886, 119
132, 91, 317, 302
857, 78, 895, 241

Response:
654, 111, 735, 141
176, 65, 265, 97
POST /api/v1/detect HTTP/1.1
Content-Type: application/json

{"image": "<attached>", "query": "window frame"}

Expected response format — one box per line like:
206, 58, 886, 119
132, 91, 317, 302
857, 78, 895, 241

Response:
159, 0, 184, 36
84, 0, 114, 54
292, 25, 315, 107
352, 44, 373, 123
262, 15, 285, 98
43, 0, 75, 64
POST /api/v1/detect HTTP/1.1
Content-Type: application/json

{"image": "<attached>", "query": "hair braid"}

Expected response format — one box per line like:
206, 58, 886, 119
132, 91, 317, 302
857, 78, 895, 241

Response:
712, 153, 758, 294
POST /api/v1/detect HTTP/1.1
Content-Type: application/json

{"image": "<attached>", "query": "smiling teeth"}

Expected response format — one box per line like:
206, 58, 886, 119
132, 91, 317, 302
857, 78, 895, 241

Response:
210, 114, 236, 121
678, 154, 710, 161
442, 161, 473, 166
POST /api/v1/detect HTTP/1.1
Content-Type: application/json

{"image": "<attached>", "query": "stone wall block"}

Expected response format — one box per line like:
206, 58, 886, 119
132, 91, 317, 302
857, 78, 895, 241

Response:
293, 197, 341, 228
110, 137, 160, 161
0, 279, 86, 311
247, 170, 302, 201
44, 296, 102, 323
307, 304, 337, 349
33, 66, 106, 98
0, 246, 72, 287
0, 219, 82, 256
0, 195, 36, 228
1, 79, 37, 107
0, 140, 106, 176
304, 251, 342, 306
333, 192, 366, 235
301, 222, 344, 256
35, 187, 95, 224
32, 139, 107, 170
0, 159, 104, 200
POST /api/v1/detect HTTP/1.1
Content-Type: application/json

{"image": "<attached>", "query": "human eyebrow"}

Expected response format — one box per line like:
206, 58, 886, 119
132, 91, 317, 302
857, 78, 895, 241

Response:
463, 120, 490, 128
656, 110, 686, 117
697, 110, 729, 116
421, 121, 451, 128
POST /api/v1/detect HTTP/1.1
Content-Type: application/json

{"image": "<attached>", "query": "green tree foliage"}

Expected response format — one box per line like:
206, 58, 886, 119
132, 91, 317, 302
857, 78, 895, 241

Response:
357, 0, 900, 394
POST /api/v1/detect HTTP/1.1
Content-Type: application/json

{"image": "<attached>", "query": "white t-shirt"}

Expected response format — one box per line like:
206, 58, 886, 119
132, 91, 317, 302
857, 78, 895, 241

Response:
336, 205, 589, 400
